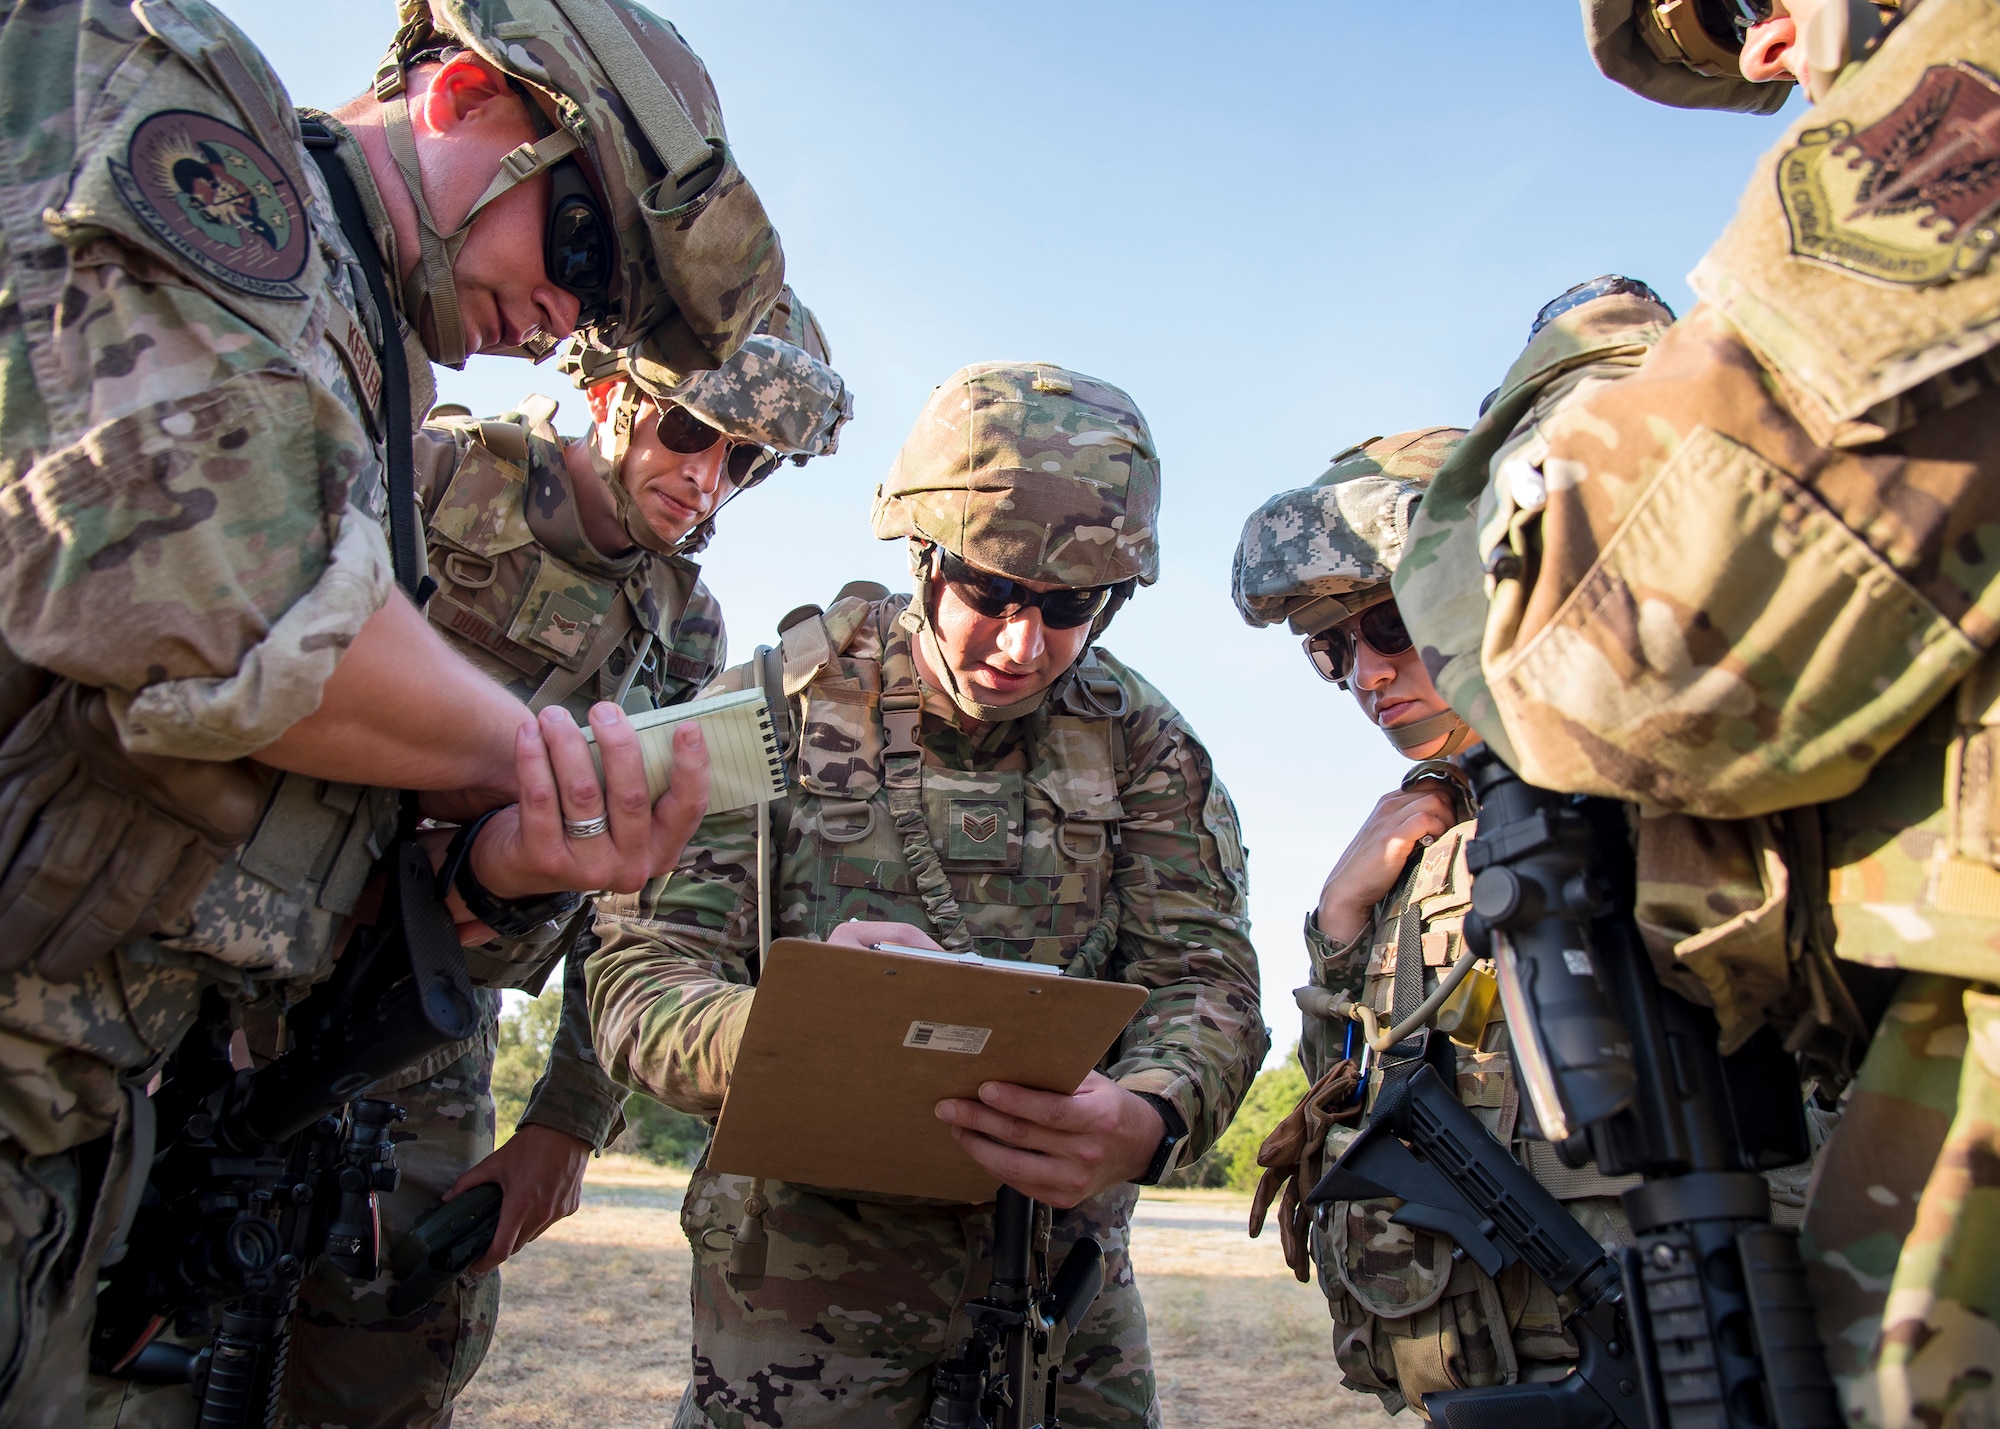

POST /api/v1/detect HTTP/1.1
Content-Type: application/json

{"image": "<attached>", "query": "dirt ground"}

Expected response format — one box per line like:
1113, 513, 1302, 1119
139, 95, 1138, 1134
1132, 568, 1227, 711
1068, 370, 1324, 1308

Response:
454, 1156, 1384, 1428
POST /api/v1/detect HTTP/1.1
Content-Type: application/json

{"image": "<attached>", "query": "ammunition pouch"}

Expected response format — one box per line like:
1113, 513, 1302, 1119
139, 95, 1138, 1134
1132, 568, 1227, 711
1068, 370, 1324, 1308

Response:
0, 678, 269, 982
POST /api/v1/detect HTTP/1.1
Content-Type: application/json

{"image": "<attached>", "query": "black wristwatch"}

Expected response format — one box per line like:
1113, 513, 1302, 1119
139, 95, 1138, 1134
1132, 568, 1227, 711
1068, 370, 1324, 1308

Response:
1132, 1092, 1189, 1186
439, 810, 583, 938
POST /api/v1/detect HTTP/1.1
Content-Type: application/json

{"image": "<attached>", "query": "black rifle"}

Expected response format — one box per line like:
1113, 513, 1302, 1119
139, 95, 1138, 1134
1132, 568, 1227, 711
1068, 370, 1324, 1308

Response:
1310, 748, 1839, 1429
922, 1187, 1107, 1429
91, 839, 478, 1429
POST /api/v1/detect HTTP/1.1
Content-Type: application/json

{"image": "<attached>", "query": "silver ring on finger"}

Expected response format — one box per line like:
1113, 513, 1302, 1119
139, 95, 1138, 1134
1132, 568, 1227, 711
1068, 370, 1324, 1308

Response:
564, 813, 610, 839
1420, 833, 1437, 846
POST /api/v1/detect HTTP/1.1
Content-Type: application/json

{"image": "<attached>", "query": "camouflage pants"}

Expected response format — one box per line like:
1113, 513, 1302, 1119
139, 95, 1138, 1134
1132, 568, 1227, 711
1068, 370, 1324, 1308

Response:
278, 1042, 502, 1429
674, 1171, 1161, 1429
1802, 973, 2000, 1429
0, 1143, 94, 1429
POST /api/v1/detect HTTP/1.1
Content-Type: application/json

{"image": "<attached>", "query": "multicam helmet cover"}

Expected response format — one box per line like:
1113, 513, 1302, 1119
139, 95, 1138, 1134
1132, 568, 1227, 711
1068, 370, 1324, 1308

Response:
871, 362, 1161, 590
378, 0, 784, 369
870, 361, 1159, 723
1233, 427, 1465, 636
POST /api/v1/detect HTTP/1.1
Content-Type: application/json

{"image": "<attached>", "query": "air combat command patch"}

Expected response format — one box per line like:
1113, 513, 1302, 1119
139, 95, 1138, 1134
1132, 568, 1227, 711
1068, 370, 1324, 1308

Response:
1777, 61, 2000, 287
109, 109, 310, 301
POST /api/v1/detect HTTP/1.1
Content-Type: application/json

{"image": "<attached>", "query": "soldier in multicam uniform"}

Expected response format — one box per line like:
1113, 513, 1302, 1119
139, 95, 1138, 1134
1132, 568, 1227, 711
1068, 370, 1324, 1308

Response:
0, 0, 784, 1423
275, 289, 849, 1429
1391, 2, 1999, 1425
1232, 431, 1639, 1415
587, 361, 1266, 1428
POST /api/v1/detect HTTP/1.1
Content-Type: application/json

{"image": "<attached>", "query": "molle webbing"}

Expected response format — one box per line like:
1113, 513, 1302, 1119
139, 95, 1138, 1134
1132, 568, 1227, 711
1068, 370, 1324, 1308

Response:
879, 613, 972, 950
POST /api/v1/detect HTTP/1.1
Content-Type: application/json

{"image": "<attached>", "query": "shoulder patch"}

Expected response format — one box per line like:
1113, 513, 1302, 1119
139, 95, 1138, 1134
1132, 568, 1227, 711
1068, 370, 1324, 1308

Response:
108, 109, 310, 300
1779, 61, 2000, 287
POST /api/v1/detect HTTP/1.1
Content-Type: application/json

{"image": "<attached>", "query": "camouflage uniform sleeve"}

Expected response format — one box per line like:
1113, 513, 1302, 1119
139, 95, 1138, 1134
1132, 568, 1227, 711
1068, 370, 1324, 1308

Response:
1096, 657, 1267, 1160
0, 259, 397, 761
519, 937, 630, 1149
1445, 295, 2000, 817
1393, 289, 1673, 764
0, 22, 402, 763
1305, 912, 1370, 1001
584, 804, 760, 1118
1300, 912, 1370, 1083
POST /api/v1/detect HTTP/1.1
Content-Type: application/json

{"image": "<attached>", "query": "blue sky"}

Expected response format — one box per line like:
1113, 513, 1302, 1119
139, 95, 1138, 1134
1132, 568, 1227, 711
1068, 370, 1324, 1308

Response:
220, 2, 1798, 1062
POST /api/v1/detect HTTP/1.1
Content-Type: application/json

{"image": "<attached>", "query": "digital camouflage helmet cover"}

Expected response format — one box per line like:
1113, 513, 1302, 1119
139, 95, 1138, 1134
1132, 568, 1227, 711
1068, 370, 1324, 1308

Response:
1234, 427, 1472, 754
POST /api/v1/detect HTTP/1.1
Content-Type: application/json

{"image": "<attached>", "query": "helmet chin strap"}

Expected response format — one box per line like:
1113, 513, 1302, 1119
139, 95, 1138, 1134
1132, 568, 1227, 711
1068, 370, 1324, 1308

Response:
1385, 708, 1473, 757
372, 58, 579, 369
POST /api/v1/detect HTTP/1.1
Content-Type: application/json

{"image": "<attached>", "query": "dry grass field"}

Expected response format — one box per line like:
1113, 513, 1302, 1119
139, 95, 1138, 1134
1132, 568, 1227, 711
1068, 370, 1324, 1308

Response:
454, 1156, 1383, 1428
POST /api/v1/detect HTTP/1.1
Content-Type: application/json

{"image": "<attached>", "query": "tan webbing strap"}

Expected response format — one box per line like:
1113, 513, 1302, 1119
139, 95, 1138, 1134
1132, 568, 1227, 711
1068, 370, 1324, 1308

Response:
546, 0, 716, 182
1521, 1137, 1642, 1200
202, 43, 315, 214
1474, 1270, 1520, 1385
477, 418, 531, 466
879, 613, 971, 950
528, 602, 636, 713
462, 131, 580, 219
608, 629, 653, 708
378, 74, 467, 368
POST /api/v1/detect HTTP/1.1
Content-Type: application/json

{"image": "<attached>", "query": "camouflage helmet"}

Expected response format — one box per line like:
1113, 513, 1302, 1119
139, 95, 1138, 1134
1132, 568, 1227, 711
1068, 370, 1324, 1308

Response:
561, 285, 852, 462
376, 0, 783, 369
556, 286, 848, 555
872, 362, 1161, 590
1582, 0, 1793, 112
1233, 427, 1465, 636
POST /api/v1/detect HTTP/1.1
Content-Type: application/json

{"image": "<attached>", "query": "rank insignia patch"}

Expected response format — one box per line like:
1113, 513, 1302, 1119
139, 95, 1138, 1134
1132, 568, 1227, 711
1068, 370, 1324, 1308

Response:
109, 110, 310, 300
946, 798, 1011, 863
1777, 62, 2000, 287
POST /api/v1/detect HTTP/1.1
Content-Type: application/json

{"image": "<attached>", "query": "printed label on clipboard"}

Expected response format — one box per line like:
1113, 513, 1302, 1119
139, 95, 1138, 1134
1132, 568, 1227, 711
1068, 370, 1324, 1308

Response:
904, 1021, 992, 1054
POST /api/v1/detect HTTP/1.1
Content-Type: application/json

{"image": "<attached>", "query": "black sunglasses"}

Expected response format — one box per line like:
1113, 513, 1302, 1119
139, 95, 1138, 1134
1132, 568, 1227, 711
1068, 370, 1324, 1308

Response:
1693, 0, 1774, 46
937, 550, 1116, 631
511, 80, 616, 328
1303, 602, 1415, 686
545, 157, 613, 327
648, 402, 776, 488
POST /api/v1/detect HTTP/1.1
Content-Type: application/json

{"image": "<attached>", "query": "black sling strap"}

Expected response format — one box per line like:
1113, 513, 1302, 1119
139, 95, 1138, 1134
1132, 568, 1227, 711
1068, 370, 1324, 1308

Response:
299, 117, 431, 605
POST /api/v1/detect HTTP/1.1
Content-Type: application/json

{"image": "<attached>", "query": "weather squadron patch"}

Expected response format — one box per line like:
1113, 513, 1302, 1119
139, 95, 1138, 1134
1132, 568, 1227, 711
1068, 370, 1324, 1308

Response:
108, 110, 310, 301
1778, 61, 2000, 287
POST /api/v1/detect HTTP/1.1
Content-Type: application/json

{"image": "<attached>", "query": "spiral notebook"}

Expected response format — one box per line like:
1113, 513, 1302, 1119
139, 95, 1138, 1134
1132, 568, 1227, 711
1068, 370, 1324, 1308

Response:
583, 687, 787, 813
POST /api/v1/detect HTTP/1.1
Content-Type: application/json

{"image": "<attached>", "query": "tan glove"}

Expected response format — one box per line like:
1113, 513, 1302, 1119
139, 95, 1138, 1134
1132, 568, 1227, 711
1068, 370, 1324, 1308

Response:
1248, 1059, 1362, 1282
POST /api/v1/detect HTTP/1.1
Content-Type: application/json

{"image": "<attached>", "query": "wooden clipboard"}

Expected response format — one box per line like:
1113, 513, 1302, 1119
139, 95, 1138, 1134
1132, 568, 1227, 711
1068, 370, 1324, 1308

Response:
706, 938, 1148, 1203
